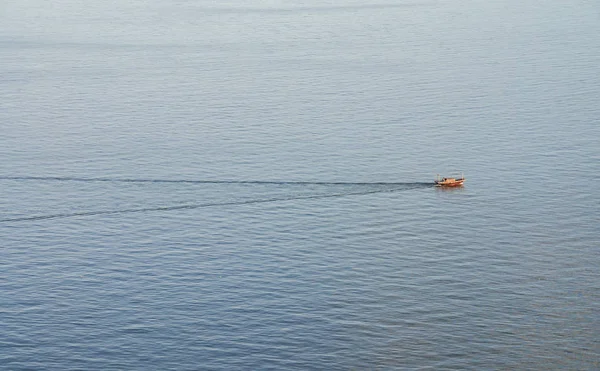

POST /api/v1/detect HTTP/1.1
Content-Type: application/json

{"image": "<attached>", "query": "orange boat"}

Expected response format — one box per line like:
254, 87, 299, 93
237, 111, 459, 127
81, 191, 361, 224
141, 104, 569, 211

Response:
435, 172, 465, 187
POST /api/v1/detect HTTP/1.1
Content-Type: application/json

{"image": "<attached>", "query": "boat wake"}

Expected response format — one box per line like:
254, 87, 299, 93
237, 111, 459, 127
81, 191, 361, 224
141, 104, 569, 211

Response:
0, 175, 432, 187
0, 176, 433, 223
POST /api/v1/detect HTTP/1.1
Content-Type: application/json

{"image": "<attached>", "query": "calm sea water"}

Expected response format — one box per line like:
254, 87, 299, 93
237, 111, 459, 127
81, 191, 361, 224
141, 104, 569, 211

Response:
1, 0, 599, 369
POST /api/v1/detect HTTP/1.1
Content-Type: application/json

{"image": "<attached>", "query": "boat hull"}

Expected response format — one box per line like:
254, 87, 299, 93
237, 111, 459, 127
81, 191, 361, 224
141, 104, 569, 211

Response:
434, 179, 465, 187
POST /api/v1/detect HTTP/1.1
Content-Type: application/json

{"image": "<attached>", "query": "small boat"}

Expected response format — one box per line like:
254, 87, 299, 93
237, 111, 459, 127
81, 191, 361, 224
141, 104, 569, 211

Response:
435, 172, 465, 187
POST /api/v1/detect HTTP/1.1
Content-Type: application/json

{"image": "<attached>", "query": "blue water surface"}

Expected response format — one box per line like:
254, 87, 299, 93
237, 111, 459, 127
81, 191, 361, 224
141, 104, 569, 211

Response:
1, 0, 599, 369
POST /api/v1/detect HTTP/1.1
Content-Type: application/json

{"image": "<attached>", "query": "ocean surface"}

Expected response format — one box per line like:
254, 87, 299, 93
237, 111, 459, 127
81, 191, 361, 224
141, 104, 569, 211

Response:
1, 0, 599, 369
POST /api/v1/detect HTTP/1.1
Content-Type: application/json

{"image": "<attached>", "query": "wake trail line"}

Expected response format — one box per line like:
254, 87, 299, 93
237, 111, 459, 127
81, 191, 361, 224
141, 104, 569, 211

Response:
0, 176, 433, 187
0, 186, 429, 223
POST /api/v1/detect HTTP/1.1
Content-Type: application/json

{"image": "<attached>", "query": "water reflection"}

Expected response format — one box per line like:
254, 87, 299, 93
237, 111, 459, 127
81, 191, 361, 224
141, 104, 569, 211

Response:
435, 185, 466, 192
